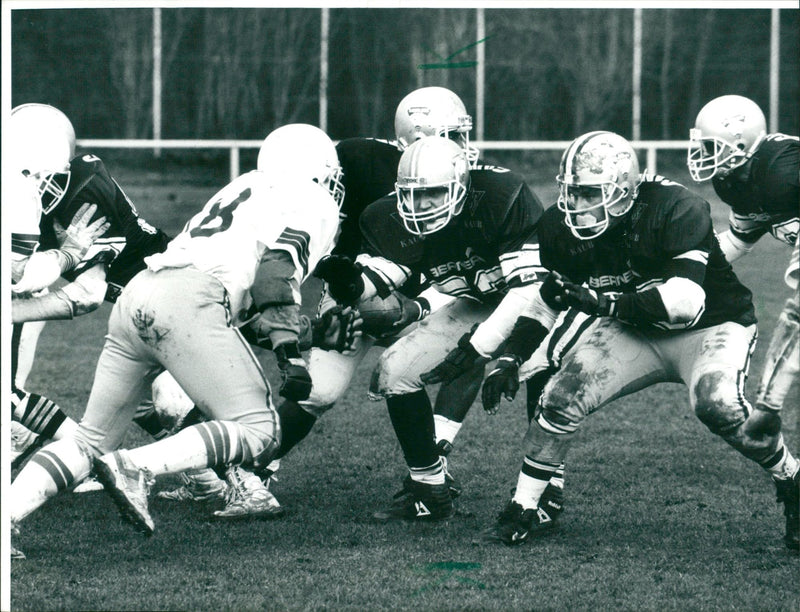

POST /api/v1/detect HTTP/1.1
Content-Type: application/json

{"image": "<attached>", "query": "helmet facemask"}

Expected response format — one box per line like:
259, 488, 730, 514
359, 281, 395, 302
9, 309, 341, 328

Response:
686, 95, 767, 182
557, 131, 640, 240
557, 181, 634, 240
397, 182, 468, 236
395, 137, 470, 236
35, 168, 72, 214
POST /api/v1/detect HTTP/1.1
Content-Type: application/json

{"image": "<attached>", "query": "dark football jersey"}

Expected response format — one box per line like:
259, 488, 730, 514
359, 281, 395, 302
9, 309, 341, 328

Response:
712, 134, 799, 247
334, 138, 402, 258
38, 153, 171, 302
539, 174, 756, 330
358, 165, 545, 304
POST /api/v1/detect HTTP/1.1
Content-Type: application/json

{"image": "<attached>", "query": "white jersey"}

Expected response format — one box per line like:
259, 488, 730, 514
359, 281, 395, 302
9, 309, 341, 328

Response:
8, 174, 42, 268
146, 170, 339, 325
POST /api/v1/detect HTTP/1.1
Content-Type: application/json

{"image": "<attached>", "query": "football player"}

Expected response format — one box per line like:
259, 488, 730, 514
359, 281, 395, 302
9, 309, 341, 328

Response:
10, 124, 345, 538
479, 131, 799, 549
315, 136, 555, 521
8, 105, 119, 474
250, 87, 487, 511
154, 86, 480, 514
687, 95, 799, 550
8, 161, 109, 560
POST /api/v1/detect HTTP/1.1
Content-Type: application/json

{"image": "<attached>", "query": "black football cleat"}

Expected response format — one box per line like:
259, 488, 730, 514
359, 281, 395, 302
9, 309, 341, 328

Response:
775, 470, 799, 551
375, 479, 454, 522
482, 484, 564, 545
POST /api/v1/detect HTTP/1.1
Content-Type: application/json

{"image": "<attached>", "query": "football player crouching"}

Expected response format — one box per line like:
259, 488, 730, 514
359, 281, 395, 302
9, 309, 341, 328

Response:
315, 136, 557, 522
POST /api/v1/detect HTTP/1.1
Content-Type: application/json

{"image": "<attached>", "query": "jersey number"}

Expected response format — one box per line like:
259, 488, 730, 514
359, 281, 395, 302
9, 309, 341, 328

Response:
186, 188, 252, 238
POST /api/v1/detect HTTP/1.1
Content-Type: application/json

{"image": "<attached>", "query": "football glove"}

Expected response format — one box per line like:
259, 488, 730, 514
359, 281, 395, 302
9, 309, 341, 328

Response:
274, 342, 312, 401
56, 203, 111, 271
481, 354, 522, 415
539, 272, 568, 312
310, 305, 362, 353
420, 330, 487, 385
553, 272, 616, 317
313, 255, 365, 306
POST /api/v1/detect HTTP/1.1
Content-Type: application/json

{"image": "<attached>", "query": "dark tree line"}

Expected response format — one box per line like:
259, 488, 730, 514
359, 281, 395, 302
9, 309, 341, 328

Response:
11, 7, 799, 142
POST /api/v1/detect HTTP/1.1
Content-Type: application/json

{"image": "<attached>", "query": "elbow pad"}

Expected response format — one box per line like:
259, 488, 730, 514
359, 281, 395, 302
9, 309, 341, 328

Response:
656, 277, 706, 325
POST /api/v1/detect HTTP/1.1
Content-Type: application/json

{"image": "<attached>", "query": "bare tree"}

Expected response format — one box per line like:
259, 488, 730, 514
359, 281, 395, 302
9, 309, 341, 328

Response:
105, 10, 153, 138
659, 10, 674, 139
194, 9, 318, 138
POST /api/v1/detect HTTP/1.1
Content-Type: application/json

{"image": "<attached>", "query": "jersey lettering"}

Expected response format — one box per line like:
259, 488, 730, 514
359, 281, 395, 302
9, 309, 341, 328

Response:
187, 188, 251, 238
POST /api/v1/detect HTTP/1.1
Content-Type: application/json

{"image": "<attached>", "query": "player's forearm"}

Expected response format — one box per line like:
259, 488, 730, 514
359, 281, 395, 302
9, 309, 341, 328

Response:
12, 288, 83, 322
472, 286, 559, 359
354, 254, 411, 299
614, 276, 705, 327
718, 229, 756, 263
470, 285, 554, 357
13, 263, 108, 323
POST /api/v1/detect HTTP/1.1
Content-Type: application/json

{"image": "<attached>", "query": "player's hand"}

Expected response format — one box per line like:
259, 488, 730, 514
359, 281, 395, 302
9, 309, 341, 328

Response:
376, 294, 430, 338
55, 203, 111, 270
539, 272, 568, 311
420, 331, 487, 385
552, 271, 615, 316
311, 305, 363, 353
274, 343, 313, 401
391, 296, 429, 333
313, 255, 365, 306
481, 355, 522, 415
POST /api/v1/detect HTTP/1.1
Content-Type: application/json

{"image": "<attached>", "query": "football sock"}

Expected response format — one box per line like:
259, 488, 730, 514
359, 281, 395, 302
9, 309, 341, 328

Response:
410, 459, 446, 485
433, 415, 462, 450
512, 456, 562, 510
762, 443, 800, 480
125, 421, 253, 477
10, 438, 91, 523
550, 463, 566, 489
275, 400, 317, 459
132, 404, 170, 440
434, 361, 483, 422
11, 390, 77, 440
386, 390, 438, 469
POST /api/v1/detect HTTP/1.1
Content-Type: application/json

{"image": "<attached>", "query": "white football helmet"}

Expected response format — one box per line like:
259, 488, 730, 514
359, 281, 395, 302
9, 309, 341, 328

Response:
257, 123, 345, 208
394, 86, 479, 166
395, 136, 470, 236
687, 95, 766, 182
557, 131, 641, 240
10, 104, 76, 214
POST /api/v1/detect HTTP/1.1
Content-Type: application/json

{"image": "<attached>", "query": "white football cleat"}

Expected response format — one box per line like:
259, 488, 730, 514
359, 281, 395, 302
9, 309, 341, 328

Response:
11, 522, 25, 560
156, 469, 227, 502
93, 451, 155, 536
72, 477, 104, 494
213, 466, 284, 521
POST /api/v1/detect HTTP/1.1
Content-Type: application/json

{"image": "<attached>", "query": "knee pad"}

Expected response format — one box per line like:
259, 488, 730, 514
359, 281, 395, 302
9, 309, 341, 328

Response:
150, 371, 195, 432
368, 343, 425, 399
692, 369, 748, 435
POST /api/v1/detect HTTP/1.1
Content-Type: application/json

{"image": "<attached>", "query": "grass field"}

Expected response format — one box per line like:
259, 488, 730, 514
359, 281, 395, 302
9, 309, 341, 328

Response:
8, 155, 799, 611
